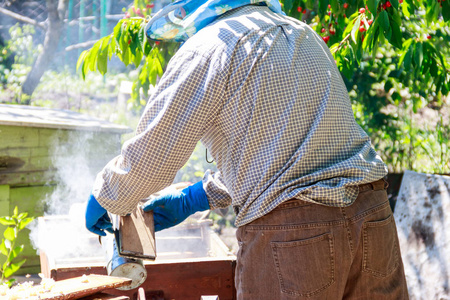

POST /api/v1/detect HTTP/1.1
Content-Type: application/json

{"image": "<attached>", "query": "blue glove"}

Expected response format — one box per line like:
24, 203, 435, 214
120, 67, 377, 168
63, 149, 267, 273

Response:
142, 181, 210, 231
85, 194, 113, 236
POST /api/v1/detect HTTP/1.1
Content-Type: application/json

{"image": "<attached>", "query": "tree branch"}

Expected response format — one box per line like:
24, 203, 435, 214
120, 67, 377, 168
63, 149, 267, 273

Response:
65, 40, 97, 52
0, 6, 46, 29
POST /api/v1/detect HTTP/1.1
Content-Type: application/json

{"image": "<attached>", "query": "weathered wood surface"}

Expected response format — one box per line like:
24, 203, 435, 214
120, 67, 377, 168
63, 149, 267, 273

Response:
394, 170, 450, 300
0, 104, 131, 133
48, 257, 236, 300
38, 275, 132, 299
0, 125, 121, 187
119, 208, 156, 260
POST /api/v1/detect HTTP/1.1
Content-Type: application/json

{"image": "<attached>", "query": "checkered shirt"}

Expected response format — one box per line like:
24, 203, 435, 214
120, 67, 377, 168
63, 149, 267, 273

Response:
93, 5, 388, 227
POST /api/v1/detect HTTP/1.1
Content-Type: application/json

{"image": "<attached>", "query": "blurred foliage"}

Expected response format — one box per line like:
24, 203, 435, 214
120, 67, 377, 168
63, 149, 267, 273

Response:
0, 207, 34, 287
0, 24, 41, 103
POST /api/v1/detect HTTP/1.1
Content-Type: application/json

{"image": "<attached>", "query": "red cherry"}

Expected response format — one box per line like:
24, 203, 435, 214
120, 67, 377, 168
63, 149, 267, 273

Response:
359, 7, 365, 13
328, 4, 331, 9
427, 35, 432, 39
386, 1, 392, 8
399, 0, 403, 2
125, 12, 130, 18
343, 3, 349, 9
344, 14, 347, 18
382, 3, 387, 9
368, 19, 373, 25
330, 29, 336, 35
321, 28, 326, 33
155, 41, 160, 46
361, 34, 365, 42
136, 8, 141, 14
297, 6, 302, 12
328, 11, 331, 15
359, 25, 366, 32
323, 36, 330, 43
128, 39, 131, 44
303, 8, 307, 13
360, 20, 364, 25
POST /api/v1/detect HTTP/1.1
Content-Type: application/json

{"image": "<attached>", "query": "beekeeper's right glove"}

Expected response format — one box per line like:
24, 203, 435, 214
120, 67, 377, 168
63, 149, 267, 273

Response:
85, 194, 114, 236
142, 181, 210, 231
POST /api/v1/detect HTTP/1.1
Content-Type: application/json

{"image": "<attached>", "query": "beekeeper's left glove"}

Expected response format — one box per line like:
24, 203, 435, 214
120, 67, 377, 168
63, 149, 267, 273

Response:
142, 181, 210, 232
85, 194, 114, 236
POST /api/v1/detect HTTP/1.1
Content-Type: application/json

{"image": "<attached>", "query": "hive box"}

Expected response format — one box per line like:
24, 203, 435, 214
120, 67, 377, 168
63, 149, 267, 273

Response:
0, 104, 131, 274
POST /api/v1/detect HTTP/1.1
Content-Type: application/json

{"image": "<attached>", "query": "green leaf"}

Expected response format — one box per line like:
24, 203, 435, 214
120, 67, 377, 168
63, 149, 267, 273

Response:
10, 245, 24, 260
88, 40, 101, 72
425, 1, 437, 24
442, 0, 450, 21
13, 207, 18, 217
390, 0, 399, 10
403, 44, 413, 71
113, 20, 123, 44
401, 0, 410, 18
4, 227, 15, 241
330, 0, 338, 12
3, 259, 26, 278
133, 49, 143, 68
398, 38, 413, 66
351, 16, 361, 44
319, 0, 329, 15
97, 51, 108, 75
414, 42, 423, 68
0, 217, 15, 226
5, 278, 16, 287
284, 0, 293, 13
389, 20, 402, 49
430, 58, 438, 77
0, 239, 7, 255
366, 0, 379, 15
380, 11, 389, 33
363, 17, 378, 50
77, 50, 88, 78
18, 217, 33, 230
138, 24, 146, 52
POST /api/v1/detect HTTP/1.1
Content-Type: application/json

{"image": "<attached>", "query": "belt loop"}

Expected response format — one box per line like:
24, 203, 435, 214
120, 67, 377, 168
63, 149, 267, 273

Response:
383, 177, 390, 189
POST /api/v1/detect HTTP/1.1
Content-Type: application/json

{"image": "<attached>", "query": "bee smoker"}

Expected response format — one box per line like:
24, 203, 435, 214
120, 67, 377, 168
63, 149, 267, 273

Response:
100, 233, 147, 290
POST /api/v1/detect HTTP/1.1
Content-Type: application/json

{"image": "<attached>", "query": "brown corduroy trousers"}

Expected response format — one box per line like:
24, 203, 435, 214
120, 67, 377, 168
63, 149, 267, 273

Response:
235, 179, 409, 299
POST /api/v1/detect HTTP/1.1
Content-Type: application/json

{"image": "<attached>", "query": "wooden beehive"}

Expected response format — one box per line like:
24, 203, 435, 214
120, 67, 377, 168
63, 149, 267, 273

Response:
0, 104, 131, 274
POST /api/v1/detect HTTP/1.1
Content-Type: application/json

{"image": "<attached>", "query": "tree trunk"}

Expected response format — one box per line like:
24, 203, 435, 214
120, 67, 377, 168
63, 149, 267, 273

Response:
21, 0, 68, 101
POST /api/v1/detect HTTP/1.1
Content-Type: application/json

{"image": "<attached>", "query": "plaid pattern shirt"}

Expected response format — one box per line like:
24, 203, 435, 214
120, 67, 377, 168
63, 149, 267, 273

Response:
93, 5, 388, 226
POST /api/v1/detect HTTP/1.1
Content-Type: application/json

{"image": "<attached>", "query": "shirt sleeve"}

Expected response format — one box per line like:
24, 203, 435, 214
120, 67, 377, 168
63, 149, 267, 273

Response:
202, 169, 232, 209
92, 49, 227, 215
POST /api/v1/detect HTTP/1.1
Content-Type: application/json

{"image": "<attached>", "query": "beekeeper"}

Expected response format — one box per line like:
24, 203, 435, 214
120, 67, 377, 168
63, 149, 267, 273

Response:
85, 0, 409, 298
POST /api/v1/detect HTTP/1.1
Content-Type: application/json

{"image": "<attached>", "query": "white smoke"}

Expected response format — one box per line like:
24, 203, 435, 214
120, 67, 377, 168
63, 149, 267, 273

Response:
29, 130, 113, 265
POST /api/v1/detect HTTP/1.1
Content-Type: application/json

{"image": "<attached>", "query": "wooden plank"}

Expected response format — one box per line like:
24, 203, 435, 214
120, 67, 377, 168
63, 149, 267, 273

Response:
80, 293, 130, 300
0, 125, 40, 148
118, 208, 156, 260
37, 274, 132, 299
0, 170, 57, 186
0, 184, 9, 212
